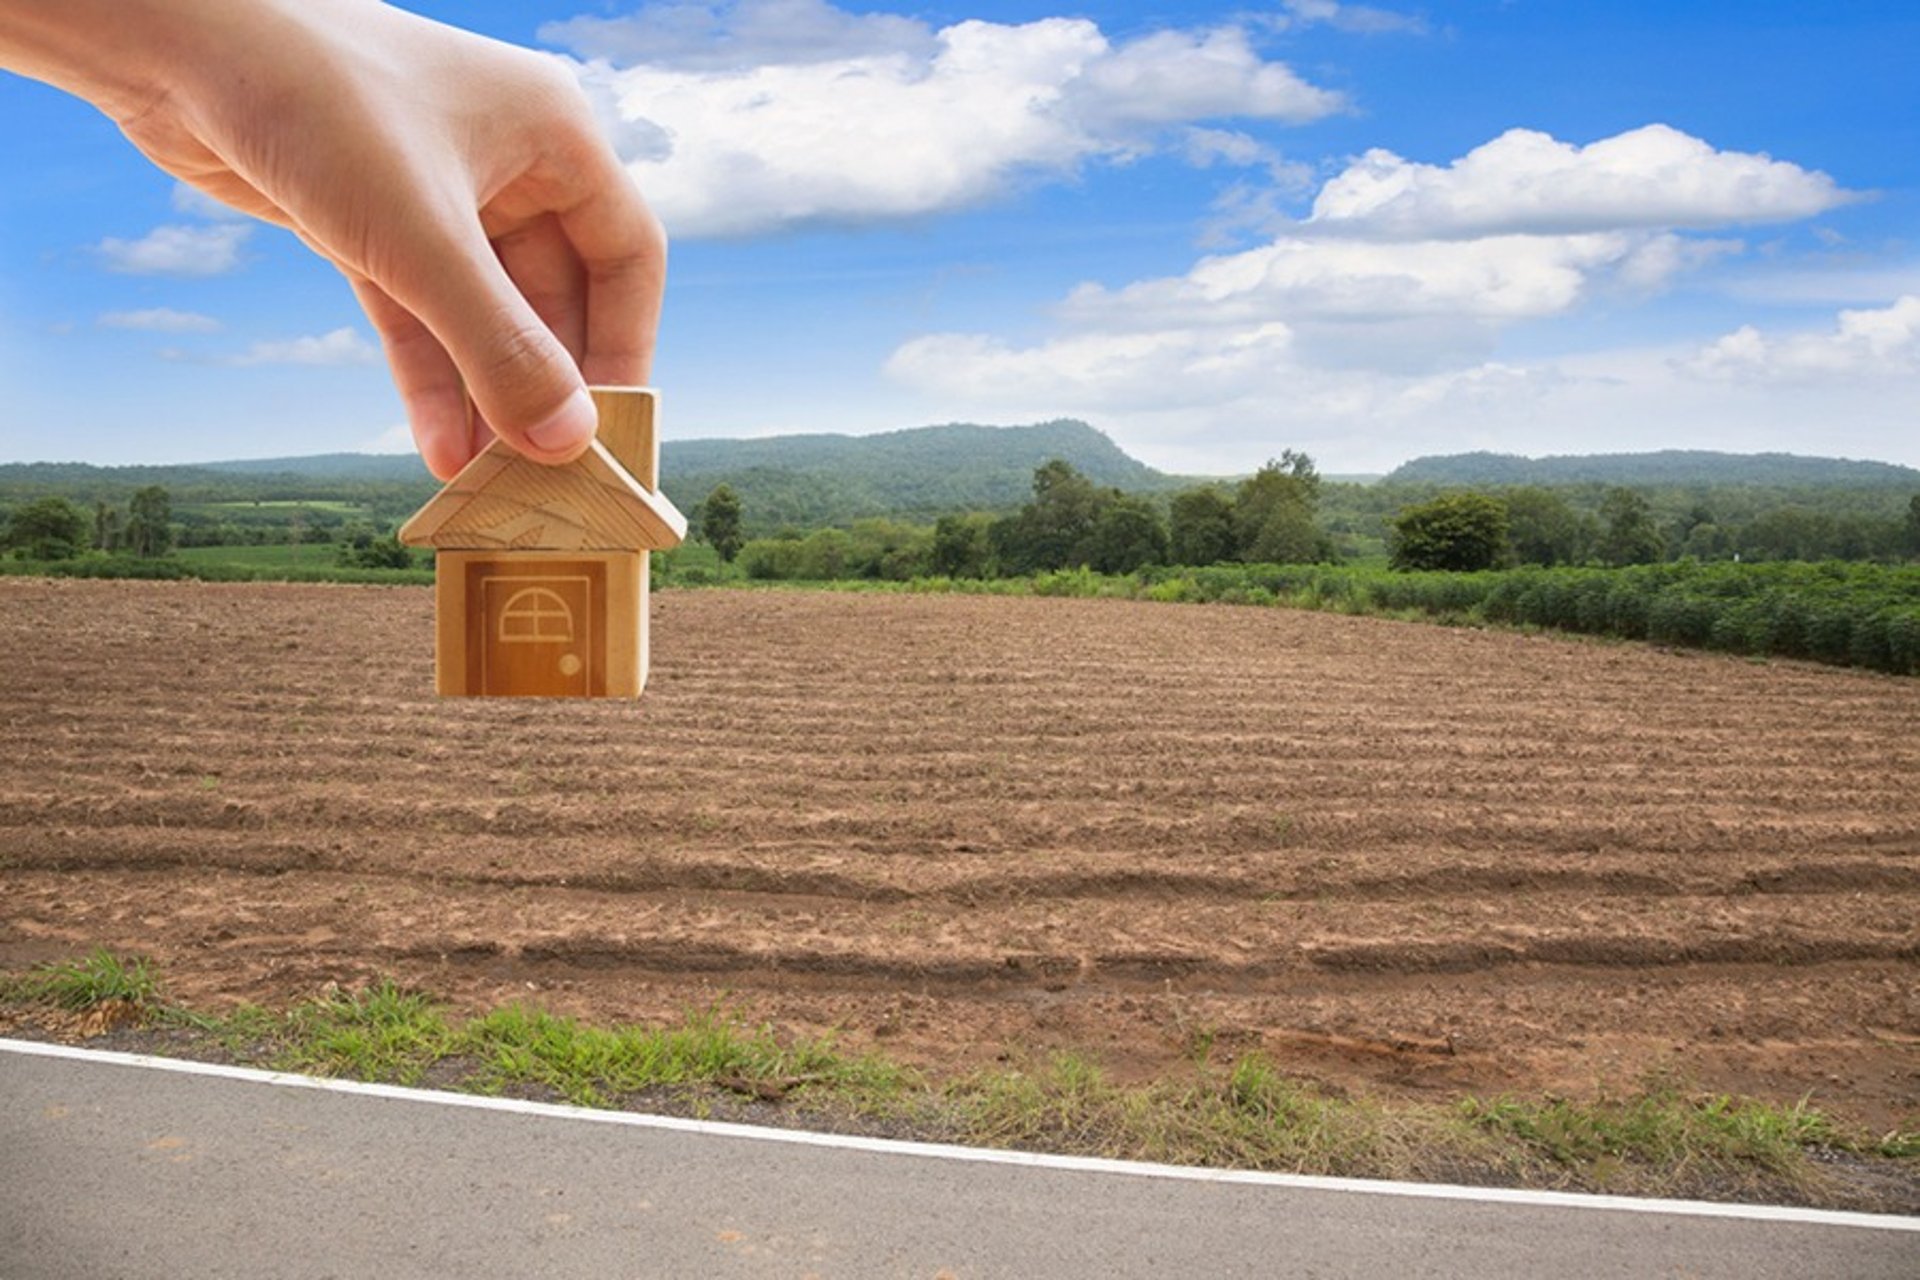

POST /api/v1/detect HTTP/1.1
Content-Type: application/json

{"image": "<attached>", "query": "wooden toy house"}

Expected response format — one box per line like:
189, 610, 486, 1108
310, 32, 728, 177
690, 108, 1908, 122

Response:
398, 387, 685, 698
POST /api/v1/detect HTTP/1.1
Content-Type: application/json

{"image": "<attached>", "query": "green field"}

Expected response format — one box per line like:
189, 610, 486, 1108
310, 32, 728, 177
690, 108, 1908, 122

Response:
175, 542, 351, 570
197, 500, 369, 513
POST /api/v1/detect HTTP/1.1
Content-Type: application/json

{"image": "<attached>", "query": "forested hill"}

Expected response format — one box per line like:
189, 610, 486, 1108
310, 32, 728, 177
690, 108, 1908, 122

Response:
667, 419, 1173, 527
0, 419, 1176, 530
1388, 450, 1920, 489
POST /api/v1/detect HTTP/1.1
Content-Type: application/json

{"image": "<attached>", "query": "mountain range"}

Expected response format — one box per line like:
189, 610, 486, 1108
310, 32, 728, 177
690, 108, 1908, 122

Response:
3, 426, 1914, 533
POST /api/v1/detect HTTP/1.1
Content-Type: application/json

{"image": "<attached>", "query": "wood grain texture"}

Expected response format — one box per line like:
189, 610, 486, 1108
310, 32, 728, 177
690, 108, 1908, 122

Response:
398, 443, 684, 553
406, 387, 671, 698
589, 386, 658, 490
434, 551, 643, 697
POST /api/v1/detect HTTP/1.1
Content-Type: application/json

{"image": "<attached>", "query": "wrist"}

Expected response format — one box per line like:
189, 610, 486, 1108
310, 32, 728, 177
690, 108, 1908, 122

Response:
0, 0, 197, 119
0, 0, 376, 125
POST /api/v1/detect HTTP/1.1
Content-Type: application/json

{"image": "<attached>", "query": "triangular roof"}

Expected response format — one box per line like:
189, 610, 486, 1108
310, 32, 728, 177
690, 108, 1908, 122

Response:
398, 437, 686, 552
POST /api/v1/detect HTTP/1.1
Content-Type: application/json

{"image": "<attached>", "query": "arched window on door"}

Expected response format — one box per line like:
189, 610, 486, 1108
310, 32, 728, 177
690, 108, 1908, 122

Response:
498, 587, 574, 643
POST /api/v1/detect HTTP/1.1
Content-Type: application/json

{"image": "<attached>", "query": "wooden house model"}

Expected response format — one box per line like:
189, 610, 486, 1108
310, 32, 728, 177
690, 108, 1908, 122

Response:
398, 386, 685, 698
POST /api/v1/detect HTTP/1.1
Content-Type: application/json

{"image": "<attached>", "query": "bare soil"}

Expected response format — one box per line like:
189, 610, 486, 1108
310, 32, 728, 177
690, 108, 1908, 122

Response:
3, 579, 1916, 1131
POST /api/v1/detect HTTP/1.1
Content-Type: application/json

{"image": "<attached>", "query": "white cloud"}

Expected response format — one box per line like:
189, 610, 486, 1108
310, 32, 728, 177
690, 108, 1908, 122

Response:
1306, 125, 1853, 239
549, 2, 1343, 236
1181, 128, 1276, 170
95, 223, 251, 276
1683, 296, 1920, 382
881, 123, 1905, 471
1057, 232, 1687, 330
97, 307, 222, 333
225, 328, 381, 367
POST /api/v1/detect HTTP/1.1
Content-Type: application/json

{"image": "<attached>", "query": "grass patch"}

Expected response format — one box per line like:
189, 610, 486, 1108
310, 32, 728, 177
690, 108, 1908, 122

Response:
1456, 1089, 1840, 1191
955, 1051, 1395, 1175
175, 542, 347, 570
459, 1004, 906, 1107
3, 956, 1913, 1211
11, 947, 160, 1010
272, 982, 457, 1086
0, 553, 431, 585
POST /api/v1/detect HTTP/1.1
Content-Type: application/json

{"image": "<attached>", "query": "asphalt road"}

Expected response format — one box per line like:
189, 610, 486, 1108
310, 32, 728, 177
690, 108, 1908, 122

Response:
2, 1041, 1913, 1279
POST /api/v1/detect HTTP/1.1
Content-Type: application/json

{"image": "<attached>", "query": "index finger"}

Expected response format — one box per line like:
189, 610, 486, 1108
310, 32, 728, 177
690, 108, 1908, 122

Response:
556, 141, 667, 387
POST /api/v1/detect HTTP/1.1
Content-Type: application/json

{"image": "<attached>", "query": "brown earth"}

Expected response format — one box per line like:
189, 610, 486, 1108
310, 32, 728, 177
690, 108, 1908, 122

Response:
2, 579, 1916, 1131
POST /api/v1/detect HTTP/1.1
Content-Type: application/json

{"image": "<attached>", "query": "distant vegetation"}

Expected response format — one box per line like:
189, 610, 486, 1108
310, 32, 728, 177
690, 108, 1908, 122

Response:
4, 425, 1918, 672
665, 561, 1920, 677
1388, 449, 1920, 490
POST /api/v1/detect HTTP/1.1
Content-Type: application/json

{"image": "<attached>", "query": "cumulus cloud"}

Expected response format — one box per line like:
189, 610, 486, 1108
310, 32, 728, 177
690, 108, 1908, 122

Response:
224, 328, 381, 367
882, 123, 1884, 468
1305, 125, 1853, 239
547, 1, 1342, 236
1683, 296, 1920, 382
1059, 232, 1689, 329
96, 224, 251, 276
97, 307, 222, 333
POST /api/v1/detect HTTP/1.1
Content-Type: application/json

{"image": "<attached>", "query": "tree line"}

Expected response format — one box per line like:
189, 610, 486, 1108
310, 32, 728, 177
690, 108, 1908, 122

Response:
1385, 487, 1920, 571
2, 487, 175, 560
681, 460, 1920, 585
701, 455, 1338, 583
9, 459, 1919, 581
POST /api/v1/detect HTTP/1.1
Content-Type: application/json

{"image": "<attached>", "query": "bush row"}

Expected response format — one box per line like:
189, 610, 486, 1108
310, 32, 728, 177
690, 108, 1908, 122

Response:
889, 560, 1919, 676
0, 555, 432, 586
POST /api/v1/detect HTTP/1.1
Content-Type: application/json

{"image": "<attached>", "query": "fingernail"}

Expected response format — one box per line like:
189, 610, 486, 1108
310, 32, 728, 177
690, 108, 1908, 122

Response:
525, 387, 596, 455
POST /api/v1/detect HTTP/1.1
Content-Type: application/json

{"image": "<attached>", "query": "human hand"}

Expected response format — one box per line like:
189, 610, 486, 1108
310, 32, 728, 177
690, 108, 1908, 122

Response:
1, 0, 664, 480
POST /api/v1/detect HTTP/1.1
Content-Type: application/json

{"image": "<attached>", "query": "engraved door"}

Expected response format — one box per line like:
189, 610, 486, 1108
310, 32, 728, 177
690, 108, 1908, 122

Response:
467, 560, 606, 696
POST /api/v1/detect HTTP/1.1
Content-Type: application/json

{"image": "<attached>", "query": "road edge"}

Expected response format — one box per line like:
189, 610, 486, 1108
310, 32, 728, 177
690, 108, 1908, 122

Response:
6, 1036, 1915, 1233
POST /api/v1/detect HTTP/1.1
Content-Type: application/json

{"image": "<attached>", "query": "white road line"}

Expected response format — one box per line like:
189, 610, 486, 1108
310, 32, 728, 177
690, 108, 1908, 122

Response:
5, 1036, 1915, 1233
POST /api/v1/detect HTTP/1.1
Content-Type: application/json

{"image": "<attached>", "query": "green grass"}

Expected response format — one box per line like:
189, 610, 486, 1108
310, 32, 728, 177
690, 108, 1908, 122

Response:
2, 549, 432, 585
5, 953, 1911, 1209
197, 500, 368, 513
176, 542, 348, 570
1457, 1089, 1838, 1182
655, 559, 1920, 676
9, 947, 160, 1010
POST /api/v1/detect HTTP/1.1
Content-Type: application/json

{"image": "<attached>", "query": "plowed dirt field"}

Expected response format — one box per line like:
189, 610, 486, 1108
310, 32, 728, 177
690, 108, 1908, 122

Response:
3, 579, 1917, 1127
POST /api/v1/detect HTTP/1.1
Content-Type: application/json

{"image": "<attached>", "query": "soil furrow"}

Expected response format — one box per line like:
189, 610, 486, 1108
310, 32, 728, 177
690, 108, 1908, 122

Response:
3, 580, 1917, 1131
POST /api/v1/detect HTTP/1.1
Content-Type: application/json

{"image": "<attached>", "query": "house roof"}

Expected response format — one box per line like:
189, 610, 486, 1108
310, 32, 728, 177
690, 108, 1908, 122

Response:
397, 437, 686, 552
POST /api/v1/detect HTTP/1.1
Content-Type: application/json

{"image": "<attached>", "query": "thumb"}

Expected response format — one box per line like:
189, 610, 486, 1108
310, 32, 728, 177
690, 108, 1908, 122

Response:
390, 223, 596, 465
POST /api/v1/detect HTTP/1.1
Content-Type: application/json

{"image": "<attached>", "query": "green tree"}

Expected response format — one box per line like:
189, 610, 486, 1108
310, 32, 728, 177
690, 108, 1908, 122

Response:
1084, 495, 1168, 574
337, 533, 414, 569
991, 459, 1105, 574
1679, 521, 1734, 560
1596, 487, 1664, 566
1904, 494, 1920, 559
1502, 486, 1586, 565
1738, 505, 1832, 562
846, 518, 930, 579
1233, 452, 1330, 563
1168, 487, 1236, 566
1388, 493, 1511, 572
930, 513, 992, 578
124, 485, 175, 558
93, 500, 123, 552
794, 527, 852, 579
5, 496, 89, 560
700, 483, 744, 563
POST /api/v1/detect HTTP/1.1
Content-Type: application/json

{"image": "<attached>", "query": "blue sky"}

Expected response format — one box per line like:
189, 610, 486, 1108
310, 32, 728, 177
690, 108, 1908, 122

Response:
2, 1, 1916, 475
